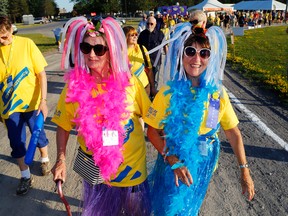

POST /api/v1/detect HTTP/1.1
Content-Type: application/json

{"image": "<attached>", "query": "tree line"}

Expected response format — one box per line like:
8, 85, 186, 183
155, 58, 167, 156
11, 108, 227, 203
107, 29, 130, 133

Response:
1, 0, 286, 23
0, 0, 58, 23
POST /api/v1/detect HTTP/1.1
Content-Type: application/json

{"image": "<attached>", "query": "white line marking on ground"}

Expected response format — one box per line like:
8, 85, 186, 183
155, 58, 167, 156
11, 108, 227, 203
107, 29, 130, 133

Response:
226, 89, 288, 151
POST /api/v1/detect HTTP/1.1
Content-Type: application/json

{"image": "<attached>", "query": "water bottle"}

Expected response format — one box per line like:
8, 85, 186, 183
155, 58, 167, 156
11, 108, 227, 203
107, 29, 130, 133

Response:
24, 112, 44, 165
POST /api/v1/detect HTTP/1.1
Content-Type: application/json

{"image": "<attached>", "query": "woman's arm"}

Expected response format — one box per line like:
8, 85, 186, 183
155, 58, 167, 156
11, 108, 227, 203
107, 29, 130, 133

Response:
147, 125, 165, 153
51, 126, 70, 182
224, 126, 255, 201
147, 125, 193, 187
36, 70, 48, 119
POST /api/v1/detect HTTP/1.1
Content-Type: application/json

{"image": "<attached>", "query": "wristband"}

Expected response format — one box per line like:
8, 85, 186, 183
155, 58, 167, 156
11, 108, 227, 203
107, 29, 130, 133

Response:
171, 162, 184, 170
57, 159, 66, 163
239, 163, 249, 168
41, 98, 47, 101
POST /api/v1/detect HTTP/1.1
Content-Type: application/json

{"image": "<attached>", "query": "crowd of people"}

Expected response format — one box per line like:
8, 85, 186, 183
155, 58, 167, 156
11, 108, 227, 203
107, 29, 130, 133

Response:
0, 10, 256, 215
137, 10, 287, 34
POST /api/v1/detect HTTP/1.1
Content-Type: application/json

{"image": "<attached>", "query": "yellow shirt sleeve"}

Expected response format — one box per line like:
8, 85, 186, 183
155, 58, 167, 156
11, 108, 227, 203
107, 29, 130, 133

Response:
143, 86, 170, 129
51, 85, 77, 132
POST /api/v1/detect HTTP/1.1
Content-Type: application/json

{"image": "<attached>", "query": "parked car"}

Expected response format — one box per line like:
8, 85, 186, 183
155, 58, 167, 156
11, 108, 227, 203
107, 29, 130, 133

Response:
12, 24, 18, 34
34, 17, 51, 24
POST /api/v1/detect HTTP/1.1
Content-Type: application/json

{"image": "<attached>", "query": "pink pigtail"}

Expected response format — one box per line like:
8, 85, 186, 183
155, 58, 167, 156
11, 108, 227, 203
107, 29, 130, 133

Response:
102, 17, 131, 81
61, 20, 80, 70
60, 17, 88, 71
74, 23, 86, 69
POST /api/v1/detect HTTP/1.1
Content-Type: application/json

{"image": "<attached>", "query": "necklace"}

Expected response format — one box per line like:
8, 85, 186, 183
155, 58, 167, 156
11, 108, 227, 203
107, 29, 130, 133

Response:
1, 36, 15, 78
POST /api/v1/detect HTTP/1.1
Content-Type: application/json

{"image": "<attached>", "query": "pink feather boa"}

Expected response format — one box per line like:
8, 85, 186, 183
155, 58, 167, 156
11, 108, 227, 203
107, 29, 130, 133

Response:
65, 68, 131, 181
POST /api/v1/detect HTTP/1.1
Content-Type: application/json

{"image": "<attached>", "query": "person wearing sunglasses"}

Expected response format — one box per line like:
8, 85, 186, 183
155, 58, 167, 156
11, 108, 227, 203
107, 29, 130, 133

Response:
123, 26, 157, 97
190, 10, 208, 31
144, 23, 255, 215
138, 16, 168, 97
0, 16, 50, 195
51, 17, 151, 215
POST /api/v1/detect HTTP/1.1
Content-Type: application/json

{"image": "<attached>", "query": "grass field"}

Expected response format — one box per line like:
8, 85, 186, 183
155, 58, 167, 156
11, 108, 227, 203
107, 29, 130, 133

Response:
227, 25, 288, 100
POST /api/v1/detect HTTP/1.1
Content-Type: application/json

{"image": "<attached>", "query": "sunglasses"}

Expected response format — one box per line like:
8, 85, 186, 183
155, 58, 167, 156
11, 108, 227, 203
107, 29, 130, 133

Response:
147, 23, 154, 26
80, 42, 108, 56
129, 33, 138, 37
184, 46, 211, 59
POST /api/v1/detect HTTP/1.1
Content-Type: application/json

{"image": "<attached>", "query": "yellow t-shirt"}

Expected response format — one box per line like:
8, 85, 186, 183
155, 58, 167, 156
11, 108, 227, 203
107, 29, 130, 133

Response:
52, 75, 151, 187
144, 85, 239, 134
0, 36, 47, 119
127, 44, 152, 88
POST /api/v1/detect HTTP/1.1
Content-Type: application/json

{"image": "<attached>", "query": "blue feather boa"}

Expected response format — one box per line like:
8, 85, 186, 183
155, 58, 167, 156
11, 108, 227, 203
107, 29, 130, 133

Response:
149, 78, 220, 216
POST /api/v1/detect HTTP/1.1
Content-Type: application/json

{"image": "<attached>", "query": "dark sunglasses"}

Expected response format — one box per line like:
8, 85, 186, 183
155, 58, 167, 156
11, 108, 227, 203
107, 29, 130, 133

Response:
147, 23, 154, 26
129, 33, 138, 37
80, 42, 108, 56
184, 46, 211, 59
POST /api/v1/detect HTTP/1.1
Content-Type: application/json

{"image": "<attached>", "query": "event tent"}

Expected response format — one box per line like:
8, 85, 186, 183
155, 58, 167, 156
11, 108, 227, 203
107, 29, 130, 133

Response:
187, 0, 233, 12
233, 0, 286, 10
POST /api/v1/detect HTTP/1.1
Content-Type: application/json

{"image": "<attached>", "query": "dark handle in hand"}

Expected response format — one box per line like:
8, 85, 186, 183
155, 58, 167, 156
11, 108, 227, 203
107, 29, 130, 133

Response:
56, 180, 72, 216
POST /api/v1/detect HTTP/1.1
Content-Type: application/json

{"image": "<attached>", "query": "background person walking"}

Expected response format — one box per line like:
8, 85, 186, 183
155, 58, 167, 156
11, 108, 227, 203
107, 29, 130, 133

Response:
0, 16, 50, 196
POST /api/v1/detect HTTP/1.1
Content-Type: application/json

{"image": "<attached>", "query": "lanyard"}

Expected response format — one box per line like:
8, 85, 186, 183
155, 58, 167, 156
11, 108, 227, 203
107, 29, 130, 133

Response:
1, 36, 15, 77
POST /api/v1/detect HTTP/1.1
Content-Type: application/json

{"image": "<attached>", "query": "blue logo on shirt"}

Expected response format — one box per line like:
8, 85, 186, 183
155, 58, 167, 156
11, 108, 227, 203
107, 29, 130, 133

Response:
123, 119, 134, 143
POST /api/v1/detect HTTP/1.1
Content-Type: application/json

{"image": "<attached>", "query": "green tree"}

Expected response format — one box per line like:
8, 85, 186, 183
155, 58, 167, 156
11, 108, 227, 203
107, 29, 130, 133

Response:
103, 0, 121, 14
9, 0, 29, 23
44, 0, 56, 16
0, 0, 9, 16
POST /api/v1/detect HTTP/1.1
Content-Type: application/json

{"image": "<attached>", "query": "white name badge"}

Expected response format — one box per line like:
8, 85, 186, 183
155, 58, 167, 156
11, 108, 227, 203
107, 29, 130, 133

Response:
198, 141, 208, 156
102, 129, 119, 146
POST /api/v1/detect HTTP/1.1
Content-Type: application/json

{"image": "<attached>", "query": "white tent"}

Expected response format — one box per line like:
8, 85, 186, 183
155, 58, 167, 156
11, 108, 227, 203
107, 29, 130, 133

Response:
187, 0, 233, 12
233, 0, 286, 10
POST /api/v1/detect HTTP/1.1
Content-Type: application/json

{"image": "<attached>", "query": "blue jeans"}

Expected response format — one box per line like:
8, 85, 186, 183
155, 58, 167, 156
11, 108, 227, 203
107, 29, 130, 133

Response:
4, 111, 49, 158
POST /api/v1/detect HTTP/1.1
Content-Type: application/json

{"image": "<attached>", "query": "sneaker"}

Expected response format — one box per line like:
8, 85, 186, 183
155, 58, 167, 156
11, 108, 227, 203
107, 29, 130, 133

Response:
16, 175, 34, 195
41, 162, 51, 176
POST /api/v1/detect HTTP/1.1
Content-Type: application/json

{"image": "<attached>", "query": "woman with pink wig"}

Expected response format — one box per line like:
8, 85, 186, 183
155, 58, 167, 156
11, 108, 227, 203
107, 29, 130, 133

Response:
51, 16, 151, 215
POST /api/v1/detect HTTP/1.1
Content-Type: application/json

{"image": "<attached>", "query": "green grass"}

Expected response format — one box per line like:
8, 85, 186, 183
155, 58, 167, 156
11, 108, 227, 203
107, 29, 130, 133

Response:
227, 26, 288, 100
17, 33, 58, 53
15, 23, 35, 29
124, 18, 141, 28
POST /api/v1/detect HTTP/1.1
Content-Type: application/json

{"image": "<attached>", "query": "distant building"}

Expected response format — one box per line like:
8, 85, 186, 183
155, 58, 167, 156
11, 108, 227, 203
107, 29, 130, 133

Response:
59, 8, 67, 15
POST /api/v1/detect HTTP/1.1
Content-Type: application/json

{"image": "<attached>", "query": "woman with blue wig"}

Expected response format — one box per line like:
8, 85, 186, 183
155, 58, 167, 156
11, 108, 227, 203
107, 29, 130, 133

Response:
144, 22, 255, 215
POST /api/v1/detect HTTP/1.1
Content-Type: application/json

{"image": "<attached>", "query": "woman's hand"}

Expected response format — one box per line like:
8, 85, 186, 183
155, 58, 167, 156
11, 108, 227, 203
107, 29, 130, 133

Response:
240, 168, 255, 201
166, 155, 193, 187
51, 159, 67, 183
37, 99, 48, 120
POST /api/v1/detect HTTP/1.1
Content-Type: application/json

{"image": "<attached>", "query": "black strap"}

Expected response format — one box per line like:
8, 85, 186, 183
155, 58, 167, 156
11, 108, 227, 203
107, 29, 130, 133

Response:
139, 45, 149, 67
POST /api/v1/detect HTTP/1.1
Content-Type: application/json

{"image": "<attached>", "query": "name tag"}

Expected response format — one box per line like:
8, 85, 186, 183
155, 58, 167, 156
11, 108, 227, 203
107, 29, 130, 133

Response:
198, 140, 208, 156
102, 129, 119, 146
206, 96, 220, 129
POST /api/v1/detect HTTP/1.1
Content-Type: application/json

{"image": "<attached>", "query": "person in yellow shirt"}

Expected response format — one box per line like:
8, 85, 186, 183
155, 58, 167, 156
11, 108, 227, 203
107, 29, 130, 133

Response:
123, 26, 157, 97
0, 16, 50, 196
144, 22, 255, 215
51, 16, 151, 215
160, 22, 170, 41
168, 14, 176, 29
